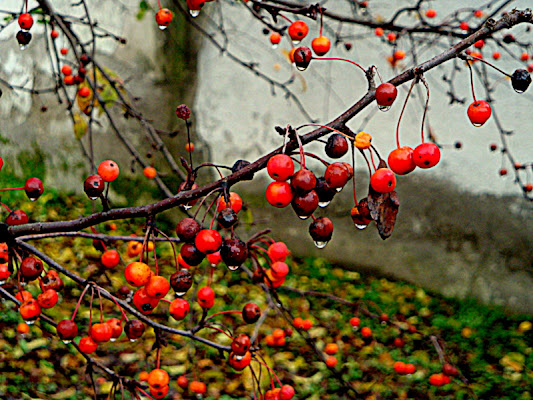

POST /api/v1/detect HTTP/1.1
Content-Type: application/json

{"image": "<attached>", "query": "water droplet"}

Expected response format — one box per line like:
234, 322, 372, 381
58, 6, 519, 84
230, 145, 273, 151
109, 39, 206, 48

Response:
472, 122, 483, 127
210, 263, 217, 268
514, 88, 524, 94
378, 105, 391, 112
19, 44, 27, 51
336, 186, 343, 192
190, 9, 200, 17
196, 394, 203, 400
158, 25, 167, 31
314, 241, 328, 249
20, 281, 27, 287
89, 196, 98, 201
110, 338, 116, 342
352, 326, 359, 331
236, 355, 243, 361
183, 204, 192, 210
26, 320, 35, 325
318, 201, 330, 208
0, 280, 5, 285
355, 223, 368, 230
296, 66, 307, 71
227, 265, 240, 271
175, 291, 186, 297
271, 44, 278, 49
62, 340, 72, 344
28, 197, 37, 202
381, 321, 387, 326
292, 39, 301, 45
298, 215, 310, 220
129, 338, 137, 343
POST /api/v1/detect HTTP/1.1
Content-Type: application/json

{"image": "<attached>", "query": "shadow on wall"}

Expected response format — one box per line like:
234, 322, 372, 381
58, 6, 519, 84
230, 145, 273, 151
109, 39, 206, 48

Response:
240, 172, 533, 314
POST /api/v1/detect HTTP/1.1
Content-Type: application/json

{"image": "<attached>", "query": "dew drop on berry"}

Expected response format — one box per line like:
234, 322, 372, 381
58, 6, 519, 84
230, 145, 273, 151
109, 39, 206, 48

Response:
158, 25, 168, 30
175, 291, 186, 297
129, 338, 137, 343
110, 337, 116, 342
314, 241, 328, 249
272, 44, 278, 49
236, 355, 243, 361
26, 320, 35, 325
319, 201, 330, 208
19, 44, 28, 51
292, 39, 301, 45
227, 265, 240, 271
62, 340, 71, 344
355, 223, 368, 230
378, 105, 391, 112
472, 122, 483, 128
182, 204, 192, 210
335, 187, 343, 193
190, 9, 200, 17
298, 215, 310, 220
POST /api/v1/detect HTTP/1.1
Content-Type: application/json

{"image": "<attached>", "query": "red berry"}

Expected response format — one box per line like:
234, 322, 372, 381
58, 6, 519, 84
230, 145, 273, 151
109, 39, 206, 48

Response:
60, 47, 68, 55
90, 322, 113, 343
24, 177, 43, 200
177, 375, 189, 389
271, 261, 289, 279
404, 363, 416, 374
393, 337, 405, 348
242, 302, 261, 324
309, 217, 333, 245
20, 256, 44, 281
189, 381, 207, 394
101, 249, 120, 268
291, 169, 317, 192
268, 242, 290, 262
460, 21, 469, 31
375, 83, 398, 108
125, 320, 145, 340
145, 275, 170, 298
388, 146, 416, 175
176, 218, 201, 242
374, 27, 384, 37
124, 262, 152, 287
155, 8, 173, 28
266, 181, 293, 208
132, 287, 159, 314
231, 333, 251, 356
493, 51, 501, 60
325, 162, 349, 189
216, 192, 243, 213
325, 355, 337, 367
195, 229, 222, 254
79, 336, 98, 353
361, 326, 372, 338
50, 30, 59, 39
370, 168, 397, 193
474, 39, 485, 49
84, 174, 105, 199
280, 384, 296, 400
37, 289, 58, 309
442, 363, 459, 376
429, 373, 445, 386
6, 210, 28, 225
293, 46, 313, 70
288, 21, 309, 43
311, 36, 331, 56
61, 65, 72, 76
393, 361, 406, 374
57, 320, 78, 341
18, 13, 34, 30
387, 32, 397, 42
106, 318, 123, 340
78, 87, 91, 98
350, 317, 360, 328
169, 298, 190, 320
197, 286, 215, 309
148, 369, 169, 389
425, 9, 437, 18
412, 142, 441, 169
97, 160, 120, 182
467, 100, 492, 126
270, 32, 281, 45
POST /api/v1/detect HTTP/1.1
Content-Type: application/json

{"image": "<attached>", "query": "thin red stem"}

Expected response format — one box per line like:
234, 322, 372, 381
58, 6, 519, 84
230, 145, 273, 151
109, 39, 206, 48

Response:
71, 284, 91, 321
420, 76, 431, 144
205, 310, 242, 322
319, 7, 324, 37
466, 61, 477, 103
97, 287, 104, 324
0, 203, 12, 213
0, 187, 24, 191
157, 0, 162, 9
205, 325, 233, 338
279, 13, 293, 24
312, 57, 366, 73
254, 359, 283, 387
395, 79, 417, 148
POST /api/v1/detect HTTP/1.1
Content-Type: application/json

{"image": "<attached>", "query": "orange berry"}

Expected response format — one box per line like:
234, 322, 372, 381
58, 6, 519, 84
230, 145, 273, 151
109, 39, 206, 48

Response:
374, 27, 384, 37
311, 36, 331, 56
387, 32, 396, 42
185, 142, 194, 152
97, 160, 120, 182
393, 50, 405, 60
148, 368, 169, 389
324, 343, 339, 355
425, 9, 436, 18
101, 249, 120, 268
361, 326, 372, 338
325, 355, 337, 367
124, 262, 152, 287
127, 241, 143, 258
143, 166, 157, 179
189, 380, 206, 394
17, 322, 30, 334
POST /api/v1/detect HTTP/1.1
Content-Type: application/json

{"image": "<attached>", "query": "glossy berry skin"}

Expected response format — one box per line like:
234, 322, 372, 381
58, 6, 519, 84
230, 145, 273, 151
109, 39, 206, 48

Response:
442, 363, 459, 376
425, 9, 437, 18
127, 241, 142, 257
388, 146, 416, 175
370, 168, 397, 193
90, 322, 113, 343
84, 174, 105, 199
177, 376, 189, 389
311, 36, 331, 56
15, 291, 33, 303
291, 190, 319, 218
169, 269, 193, 295
124, 262, 152, 287
207, 251, 222, 266
280, 385, 296, 400
169, 298, 190, 320
101, 249, 120, 268
291, 169, 317, 193
288, 21, 309, 43
189, 381, 207, 394
20, 256, 44, 281
20, 299, 41, 322
78, 87, 91, 98
217, 207, 238, 229
6, 209, 29, 225
268, 242, 289, 262
106, 318, 123, 340
413, 142, 441, 169
309, 217, 333, 242
148, 369, 169, 389
315, 177, 336, 205
220, 238, 248, 268
325, 134, 348, 158
242, 302, 261, 324
18, 13, 34, 30
175, 218, 201, 242
0, 264, 10, 282
266, 181, 293, 208
155, 8, 173, 27
228, 351, 251, 371
197, 286, 215, 309
150, 386, 168, 399
61, 65, 72, 76
24, 177, 43, 200
79, 336, 98, 353
143, 166, 157, 179
270, 32, 281, 45
267, 154, 294, 181
57, 320, 79, 341
16, 31, 32, 47
145, 275, 170, 298
293, 46, 313, 70
217, 192, 243, 213
375, 83, 398, 107
125, 320, 145, 340
97, 160, 120, 182
325, 163, 349, 189
231, 333, 251, 355
271, 261, 289, 279
195, 229, 222, 254
511, 69, 531, 93
467, 100, 492, 126
50, 30, 59, 39
133, 287, 159, 314
37, 289, 58, 309
180, 242, 205, 266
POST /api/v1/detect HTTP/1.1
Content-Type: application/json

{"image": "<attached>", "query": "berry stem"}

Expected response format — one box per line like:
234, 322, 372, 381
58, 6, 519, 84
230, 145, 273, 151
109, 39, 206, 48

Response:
351, 142, 358, 205
319, 7, 324, 37
157, 0, 162, 9
155, 228, 179, 273
300, 152, 330, 167
297, 123, 354, 142
0, 202, 12, 213
359, 149, 373, 178
395, 79, 417, 148
205, 324, 233, 338
185, 121, 194, 170
0, 186, 24, 191
97, 287, 104, 324
88, 286, 95, 327
71, 284, 91, 321
107, 292, 129, 322
279, 13, 293, 24
369, 149, 377, 171
205, 310, 242, 322
466, 54, 512, 78
294, 128, 306, 169
466, 60, 477, 103
419, 76, 430, 144
312, 57, 366, 73
156, 347, 161, 369
254, 358, 283, 387
137, 387, 157, 400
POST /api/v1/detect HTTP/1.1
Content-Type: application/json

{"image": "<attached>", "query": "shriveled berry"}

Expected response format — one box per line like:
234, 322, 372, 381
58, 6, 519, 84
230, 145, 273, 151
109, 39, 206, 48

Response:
170, 269, 193, 295
511, 69, 531, 93
175, 218, 201, 242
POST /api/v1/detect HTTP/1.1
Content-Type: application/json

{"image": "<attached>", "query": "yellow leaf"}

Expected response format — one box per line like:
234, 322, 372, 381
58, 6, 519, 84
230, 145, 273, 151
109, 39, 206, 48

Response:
72, 113, 88, 140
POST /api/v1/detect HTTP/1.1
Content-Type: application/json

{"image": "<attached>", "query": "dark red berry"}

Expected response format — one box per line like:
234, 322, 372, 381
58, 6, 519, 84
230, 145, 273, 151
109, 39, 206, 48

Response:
291, 190, 319, 218
24, 177, 43, 200
242, 303, 261, 324
291, 169, 317, 193
325, 134, 348, 158
57, 320, 78, 341
84, 174, 105, 199
176, 218, 201, 242
180, 243, 205, 266
217, 208, 238, 229
6, 210, 28, 225
124, 320, 145, 340
20, 256, 44, 281
220, 238, 248, 270
309, 217, 333, 245
293, 46, 313, 70
169, 269, 193, 295
511, 69, 531, 93
375, 83, 398, 107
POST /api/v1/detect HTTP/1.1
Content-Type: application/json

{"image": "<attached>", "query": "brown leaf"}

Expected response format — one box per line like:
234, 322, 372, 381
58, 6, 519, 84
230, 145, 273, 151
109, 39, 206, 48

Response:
367, 188, 400, 240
